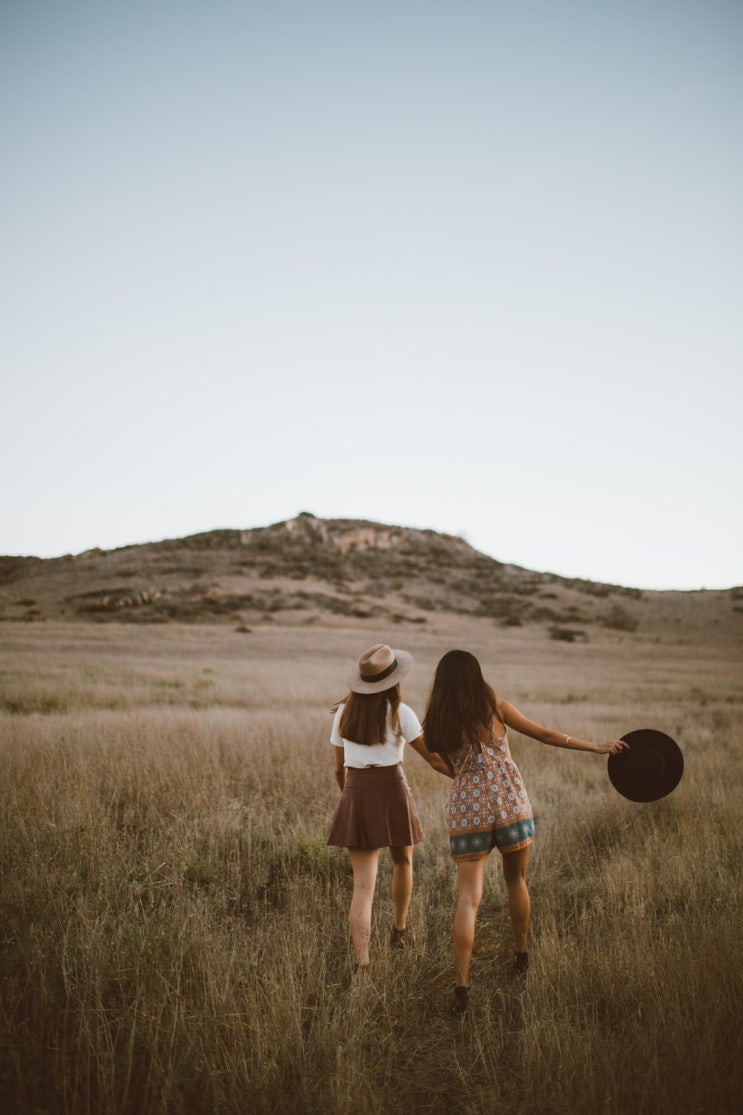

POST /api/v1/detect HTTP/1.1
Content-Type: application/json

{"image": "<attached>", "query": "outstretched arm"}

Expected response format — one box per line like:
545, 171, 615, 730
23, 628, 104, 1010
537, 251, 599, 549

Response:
407, 735, 455, 777
499, 701, 629, 756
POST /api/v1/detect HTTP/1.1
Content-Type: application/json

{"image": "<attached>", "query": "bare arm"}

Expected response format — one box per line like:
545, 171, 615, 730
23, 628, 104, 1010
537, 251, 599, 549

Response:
333, 745, 346, 791
407, 734, 455, 778
499, 701, 629, 756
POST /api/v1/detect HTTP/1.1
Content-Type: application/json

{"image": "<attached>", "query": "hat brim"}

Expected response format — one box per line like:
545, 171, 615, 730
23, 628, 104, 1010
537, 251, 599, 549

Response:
608, 729, 684, 802
347, 649, 414, 694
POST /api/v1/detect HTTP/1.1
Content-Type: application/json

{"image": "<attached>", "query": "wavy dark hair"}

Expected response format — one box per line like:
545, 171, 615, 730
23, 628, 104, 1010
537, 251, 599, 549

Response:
422, 650, 498, 756
332, 684, 401, 746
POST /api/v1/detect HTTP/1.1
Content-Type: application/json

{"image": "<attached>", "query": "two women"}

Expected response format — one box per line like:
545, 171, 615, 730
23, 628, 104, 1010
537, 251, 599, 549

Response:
328, 644, 627, 1007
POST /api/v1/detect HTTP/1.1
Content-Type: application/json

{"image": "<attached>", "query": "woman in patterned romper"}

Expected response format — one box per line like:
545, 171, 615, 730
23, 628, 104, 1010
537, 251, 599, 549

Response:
423, 650, 628, 1015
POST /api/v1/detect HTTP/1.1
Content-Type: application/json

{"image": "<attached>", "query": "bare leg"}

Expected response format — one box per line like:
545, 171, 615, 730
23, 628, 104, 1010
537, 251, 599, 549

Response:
347, 848, 379, 965
452, 855, 487, 987
501, 845, 531, 953
389, 844, 413, 931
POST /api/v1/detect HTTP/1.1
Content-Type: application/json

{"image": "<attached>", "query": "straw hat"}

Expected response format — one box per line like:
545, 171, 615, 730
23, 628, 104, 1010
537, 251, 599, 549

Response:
346, 644, 413, 694
608, 728, 684, 802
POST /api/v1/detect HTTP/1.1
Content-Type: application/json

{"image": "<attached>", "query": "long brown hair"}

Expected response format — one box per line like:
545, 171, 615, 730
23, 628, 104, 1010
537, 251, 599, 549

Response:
422, 650, 497, 755
332, 684, 402, 745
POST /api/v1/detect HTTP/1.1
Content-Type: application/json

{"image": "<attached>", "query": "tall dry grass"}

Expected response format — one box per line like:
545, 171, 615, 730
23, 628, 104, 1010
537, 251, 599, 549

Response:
1, 621, 741, 1114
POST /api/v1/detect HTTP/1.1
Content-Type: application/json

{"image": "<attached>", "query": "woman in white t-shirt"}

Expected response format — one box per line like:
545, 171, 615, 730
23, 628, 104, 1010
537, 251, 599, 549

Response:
327, 643, 451, 968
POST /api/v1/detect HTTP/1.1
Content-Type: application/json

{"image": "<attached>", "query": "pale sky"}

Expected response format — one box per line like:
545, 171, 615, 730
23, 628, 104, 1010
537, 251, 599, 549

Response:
2, 0, 741, 590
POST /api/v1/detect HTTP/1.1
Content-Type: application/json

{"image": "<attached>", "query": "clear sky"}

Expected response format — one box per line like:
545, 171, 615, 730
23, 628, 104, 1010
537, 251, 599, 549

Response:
2, 0, 741, 590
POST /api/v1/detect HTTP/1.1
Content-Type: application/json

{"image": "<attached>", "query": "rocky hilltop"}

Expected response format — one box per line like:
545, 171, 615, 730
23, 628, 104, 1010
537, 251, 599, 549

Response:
1, 513, 739, 640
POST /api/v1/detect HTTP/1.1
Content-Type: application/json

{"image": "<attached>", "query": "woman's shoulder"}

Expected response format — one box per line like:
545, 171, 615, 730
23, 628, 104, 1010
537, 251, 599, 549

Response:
489, 698, 507, 738
398, 701, 422, 726
493, 695, 508, 721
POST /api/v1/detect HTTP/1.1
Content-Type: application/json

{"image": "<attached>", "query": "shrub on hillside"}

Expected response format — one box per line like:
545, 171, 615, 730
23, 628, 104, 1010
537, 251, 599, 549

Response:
601, 603, 638, 632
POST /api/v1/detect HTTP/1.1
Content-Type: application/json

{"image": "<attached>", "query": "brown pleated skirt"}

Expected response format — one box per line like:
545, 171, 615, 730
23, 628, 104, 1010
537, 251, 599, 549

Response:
327, 764, 424, 849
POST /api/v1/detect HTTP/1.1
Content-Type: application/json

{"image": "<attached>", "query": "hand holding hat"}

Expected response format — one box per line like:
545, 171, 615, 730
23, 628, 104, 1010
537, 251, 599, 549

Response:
592, 739, 631, 755
608, 729, 684, 802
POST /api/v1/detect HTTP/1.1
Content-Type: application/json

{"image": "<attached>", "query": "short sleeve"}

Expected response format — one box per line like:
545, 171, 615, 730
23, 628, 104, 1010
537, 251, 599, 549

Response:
398, 703, 423, 743
330, 704, 345, 746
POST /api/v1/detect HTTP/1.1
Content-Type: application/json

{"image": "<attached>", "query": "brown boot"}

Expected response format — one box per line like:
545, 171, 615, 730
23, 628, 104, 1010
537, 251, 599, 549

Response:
451, 985, 469, 1015
390, 925, 413, 948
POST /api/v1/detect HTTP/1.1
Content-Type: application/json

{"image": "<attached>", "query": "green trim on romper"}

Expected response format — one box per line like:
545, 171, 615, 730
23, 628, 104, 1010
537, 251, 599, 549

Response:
450, 817, 535, 857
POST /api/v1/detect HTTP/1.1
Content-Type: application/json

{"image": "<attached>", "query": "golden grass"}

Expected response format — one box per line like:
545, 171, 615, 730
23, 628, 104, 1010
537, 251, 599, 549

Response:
1, 619, 742, 1114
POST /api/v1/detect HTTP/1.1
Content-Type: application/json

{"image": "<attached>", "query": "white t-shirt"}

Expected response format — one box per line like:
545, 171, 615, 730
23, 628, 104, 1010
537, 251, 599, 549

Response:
331, 701, 423, 768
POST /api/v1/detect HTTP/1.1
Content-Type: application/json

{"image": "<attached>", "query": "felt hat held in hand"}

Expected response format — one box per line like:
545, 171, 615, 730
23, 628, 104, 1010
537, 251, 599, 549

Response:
608, 729, 684, 802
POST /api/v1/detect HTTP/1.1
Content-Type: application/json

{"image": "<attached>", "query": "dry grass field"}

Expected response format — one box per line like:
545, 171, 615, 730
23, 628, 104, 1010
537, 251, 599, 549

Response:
1, 611, 742, 1114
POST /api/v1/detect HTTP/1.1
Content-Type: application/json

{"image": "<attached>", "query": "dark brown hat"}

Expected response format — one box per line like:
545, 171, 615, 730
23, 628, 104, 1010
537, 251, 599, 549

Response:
608, 729, 684, 802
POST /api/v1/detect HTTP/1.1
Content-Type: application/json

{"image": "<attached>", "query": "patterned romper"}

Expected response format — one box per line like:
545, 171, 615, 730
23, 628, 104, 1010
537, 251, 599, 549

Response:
448, 721, 535, 858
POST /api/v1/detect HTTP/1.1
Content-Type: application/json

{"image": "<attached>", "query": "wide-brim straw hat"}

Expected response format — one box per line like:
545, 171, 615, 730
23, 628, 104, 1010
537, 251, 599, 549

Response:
346, 644, 413, 694
608, 728, 684, 802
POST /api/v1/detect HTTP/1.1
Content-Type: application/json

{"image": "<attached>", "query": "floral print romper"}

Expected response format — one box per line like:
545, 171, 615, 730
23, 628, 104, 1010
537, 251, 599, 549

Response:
448, 721, 535, 858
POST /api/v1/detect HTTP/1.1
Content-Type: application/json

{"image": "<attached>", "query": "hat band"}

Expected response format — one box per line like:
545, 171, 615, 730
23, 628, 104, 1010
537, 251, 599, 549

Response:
360, 658, 398, 683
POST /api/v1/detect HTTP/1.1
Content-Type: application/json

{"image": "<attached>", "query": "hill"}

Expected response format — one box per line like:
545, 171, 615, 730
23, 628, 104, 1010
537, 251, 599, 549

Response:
0, 513, 740, 642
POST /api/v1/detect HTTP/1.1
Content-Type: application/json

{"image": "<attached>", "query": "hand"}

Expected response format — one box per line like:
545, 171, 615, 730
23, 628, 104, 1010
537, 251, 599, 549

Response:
595, 739, 630, 755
